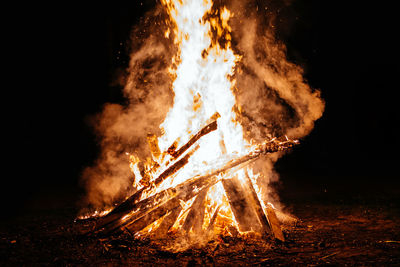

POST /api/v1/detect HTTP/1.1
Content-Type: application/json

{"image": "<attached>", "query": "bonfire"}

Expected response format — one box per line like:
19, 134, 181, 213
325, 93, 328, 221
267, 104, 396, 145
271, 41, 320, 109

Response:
79, 0, 324, 250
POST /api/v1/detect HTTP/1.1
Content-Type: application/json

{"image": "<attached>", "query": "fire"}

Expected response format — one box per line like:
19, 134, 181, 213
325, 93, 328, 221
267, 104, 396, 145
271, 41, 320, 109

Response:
123, 0, 263, 236
81, 0, 319, 245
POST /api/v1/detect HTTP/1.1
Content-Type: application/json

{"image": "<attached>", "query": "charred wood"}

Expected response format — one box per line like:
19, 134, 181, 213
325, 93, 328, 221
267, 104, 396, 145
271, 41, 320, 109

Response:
222, 176, 262, 232
98, 114, 223, 228
182, 189, 208, 233
96, 169, 220, 234
95, 138, 298, 235
123, 197, 182, 235
96, 146, 198, 229
152, 206, 182, 237
120, 180, 216, 235
243, 171, 271, 236
266, 204, 285, 242
167, 112, 220, 159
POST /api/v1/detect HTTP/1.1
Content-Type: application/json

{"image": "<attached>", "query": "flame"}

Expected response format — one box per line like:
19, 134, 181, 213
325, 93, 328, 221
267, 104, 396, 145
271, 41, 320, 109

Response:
124, 0, 273, 236
145, 0, 251, 234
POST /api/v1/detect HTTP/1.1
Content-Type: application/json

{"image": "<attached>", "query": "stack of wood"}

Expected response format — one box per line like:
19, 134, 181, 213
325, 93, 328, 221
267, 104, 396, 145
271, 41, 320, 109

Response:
92, 114, 298, 242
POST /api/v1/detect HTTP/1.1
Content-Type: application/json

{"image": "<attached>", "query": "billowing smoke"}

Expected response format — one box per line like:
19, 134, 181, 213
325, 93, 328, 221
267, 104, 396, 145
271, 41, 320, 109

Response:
80, 1, 324, 213
227, 1, 325, 207
80, 7, 175, 211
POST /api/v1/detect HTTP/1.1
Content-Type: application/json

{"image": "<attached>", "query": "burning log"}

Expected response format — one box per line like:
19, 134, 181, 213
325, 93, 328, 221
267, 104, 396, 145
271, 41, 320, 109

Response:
99, 113, 220, 227
94, 138, 298, 235
105, 175, 217, 235
222, 176, 262, 232
182, 189, 208, 233
96, 166, 219, 234
96, 148, 196, 229
266, 204, 285, 242
123, 197, 182, 235
152, 206, 182, 237
167, 112, 220, 159
242, 171, 271, 236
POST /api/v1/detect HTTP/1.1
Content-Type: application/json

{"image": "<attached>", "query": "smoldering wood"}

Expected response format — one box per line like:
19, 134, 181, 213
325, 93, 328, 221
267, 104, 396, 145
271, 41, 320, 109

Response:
95, 186, 178, 234
152, 206, 182, 237
191, 191, 208, 234
266, 204, 285, 242
123, 197, 182, 235
168, 112, 220, 159
222, 176, 262, 232
182, 189, 208, 233
147, 112, 219, 178
97, 167, 221, 234
242, 171, 271, 236
95, 138, 298, 235
154, 145, 199, 186
97, 146, 198, 229
120, 179, 217, 235
98, 114, 223, 228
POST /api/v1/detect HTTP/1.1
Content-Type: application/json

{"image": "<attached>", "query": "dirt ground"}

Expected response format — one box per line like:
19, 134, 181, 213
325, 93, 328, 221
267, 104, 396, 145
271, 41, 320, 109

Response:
1, 177, 399, 266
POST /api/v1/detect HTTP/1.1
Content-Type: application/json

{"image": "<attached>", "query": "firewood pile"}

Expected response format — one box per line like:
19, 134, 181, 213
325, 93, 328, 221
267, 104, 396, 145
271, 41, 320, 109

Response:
90, 114, 298, 242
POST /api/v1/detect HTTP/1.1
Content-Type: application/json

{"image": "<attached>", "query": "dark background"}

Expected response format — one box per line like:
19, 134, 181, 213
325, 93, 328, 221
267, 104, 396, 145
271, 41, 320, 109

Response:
7, 1, 399, 219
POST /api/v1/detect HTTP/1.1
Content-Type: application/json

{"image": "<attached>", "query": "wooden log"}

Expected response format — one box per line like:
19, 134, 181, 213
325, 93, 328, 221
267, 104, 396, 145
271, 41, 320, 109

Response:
192, 194, 207, 234
97, 168, 220, 234
222, 176, 262, 232
242, 171, 271, 236
219, 138, 260, 233
97, 114, 224, 228
145, 113, 219, 181
96, 145, 198, 229
96, 187, 178, 234
123, 197, 182, 235
168, 112, 220, 159
152, 206, 182, 237
108, 137, 297, 222
266, 204, 285, 242
95, 139, 298, 234
182, 189, 208, 233
123, 181, 215, 235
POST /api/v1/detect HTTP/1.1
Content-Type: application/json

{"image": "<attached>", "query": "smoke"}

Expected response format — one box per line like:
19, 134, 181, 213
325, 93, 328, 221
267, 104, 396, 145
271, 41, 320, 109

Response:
228, 0, 325, 207
236, 22, 324, 139
80, 1, 324, 212
80, 6, 175, 211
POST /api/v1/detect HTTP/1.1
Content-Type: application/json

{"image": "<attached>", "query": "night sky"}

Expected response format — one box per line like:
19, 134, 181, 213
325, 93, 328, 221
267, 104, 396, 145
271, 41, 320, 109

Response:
8, 1, 399, 217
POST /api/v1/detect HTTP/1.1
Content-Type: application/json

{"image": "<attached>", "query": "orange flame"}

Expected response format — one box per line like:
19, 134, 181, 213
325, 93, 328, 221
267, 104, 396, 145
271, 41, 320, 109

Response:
123, 0, 279, 237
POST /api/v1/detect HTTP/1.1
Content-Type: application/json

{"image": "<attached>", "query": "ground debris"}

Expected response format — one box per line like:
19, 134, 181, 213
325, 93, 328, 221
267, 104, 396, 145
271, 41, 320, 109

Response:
1, 194, 400, 266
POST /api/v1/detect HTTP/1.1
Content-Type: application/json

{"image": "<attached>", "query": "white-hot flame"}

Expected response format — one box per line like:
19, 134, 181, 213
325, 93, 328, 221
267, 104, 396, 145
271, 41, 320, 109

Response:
127, 0, 266, 235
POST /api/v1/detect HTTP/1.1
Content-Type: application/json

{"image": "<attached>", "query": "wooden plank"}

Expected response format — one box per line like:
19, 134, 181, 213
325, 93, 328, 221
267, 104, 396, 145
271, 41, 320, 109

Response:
123, 197, 182, 234
97, 170, 219, 234
266, 204, 285, 242
182, 189, 208, 233
152, 206, 182, 237
242, 171, 271, 236
167, 112, 220, 159
222, 176, 262, 232
96, 146, 197, 229
94, 139, 298, 235
123, 182, 215, 235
